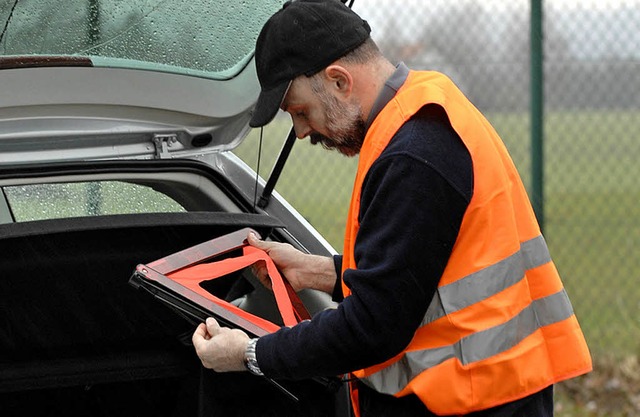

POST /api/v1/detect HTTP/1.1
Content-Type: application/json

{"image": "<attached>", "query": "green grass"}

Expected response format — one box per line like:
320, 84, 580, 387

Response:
540, 111, 640, 359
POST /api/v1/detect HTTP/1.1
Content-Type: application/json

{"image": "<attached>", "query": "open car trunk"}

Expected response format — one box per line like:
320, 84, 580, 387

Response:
0, 160, 345, 417
0, 0, 350, 413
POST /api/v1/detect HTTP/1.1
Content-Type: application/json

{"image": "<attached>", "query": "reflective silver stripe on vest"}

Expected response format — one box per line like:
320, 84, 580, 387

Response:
363, 289, 575, 395
361, 235, 573, 395
423, 235, 552, 325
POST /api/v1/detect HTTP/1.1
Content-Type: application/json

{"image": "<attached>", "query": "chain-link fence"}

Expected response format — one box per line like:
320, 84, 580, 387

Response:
235, 1, 640, 414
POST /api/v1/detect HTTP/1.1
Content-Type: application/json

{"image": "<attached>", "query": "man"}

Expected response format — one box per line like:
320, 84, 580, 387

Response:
192, 1, 592, 415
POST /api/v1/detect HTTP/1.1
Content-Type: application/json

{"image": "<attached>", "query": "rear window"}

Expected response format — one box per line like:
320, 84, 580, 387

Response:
4, 181, 185, 222
0, 0, 284, 79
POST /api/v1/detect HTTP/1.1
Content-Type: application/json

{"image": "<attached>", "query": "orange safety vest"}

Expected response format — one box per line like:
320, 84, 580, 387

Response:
342, 70, 592, 415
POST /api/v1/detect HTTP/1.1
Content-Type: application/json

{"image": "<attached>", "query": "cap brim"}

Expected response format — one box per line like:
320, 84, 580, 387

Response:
249, 80, 291, 128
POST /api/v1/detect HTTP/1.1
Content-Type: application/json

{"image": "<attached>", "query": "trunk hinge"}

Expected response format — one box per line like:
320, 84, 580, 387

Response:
153, 134, 178, 159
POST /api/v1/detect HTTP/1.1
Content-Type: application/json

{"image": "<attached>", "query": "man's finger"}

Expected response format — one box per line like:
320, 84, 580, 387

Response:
247, 232, 269, 249
206, 317, 221, 336
192, 322, 208, 350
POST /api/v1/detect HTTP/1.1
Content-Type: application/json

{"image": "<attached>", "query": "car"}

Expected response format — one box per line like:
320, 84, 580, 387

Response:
0, 1, 350, 416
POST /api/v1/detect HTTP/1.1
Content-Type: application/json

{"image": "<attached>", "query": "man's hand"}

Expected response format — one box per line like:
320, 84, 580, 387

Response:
192, 317, 250, 372
247, 232, 337, 294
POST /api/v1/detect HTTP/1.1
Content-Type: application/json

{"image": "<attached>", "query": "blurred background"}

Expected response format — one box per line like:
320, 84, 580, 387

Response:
235, 1, 640, 415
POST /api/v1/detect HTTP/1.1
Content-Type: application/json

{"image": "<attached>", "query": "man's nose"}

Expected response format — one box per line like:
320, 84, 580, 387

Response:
292, 119, 311, 139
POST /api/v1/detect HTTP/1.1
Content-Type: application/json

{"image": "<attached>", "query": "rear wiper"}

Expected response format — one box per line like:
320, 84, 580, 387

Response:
0, 55, 93, 70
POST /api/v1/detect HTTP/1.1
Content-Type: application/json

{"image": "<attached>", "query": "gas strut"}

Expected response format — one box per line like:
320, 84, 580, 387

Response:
257, 127, 296, 209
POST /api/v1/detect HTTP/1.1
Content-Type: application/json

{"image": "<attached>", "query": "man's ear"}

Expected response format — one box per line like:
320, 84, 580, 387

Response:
324, 64, 353, 97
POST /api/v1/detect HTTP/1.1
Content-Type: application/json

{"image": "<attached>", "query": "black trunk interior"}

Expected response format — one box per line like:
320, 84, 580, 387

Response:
0, 213, 340, 416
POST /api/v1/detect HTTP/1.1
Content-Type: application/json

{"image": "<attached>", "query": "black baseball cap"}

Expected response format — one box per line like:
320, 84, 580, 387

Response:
249, 0, 371, 128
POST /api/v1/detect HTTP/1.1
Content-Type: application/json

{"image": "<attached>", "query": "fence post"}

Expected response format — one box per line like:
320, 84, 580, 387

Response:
530, 0, 545, 231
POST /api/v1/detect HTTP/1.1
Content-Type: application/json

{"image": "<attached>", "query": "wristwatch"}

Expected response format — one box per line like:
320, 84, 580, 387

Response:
244, 338, 263, 376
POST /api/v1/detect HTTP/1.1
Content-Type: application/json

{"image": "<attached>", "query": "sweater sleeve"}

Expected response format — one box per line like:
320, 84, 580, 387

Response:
256, 105, 472, 379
